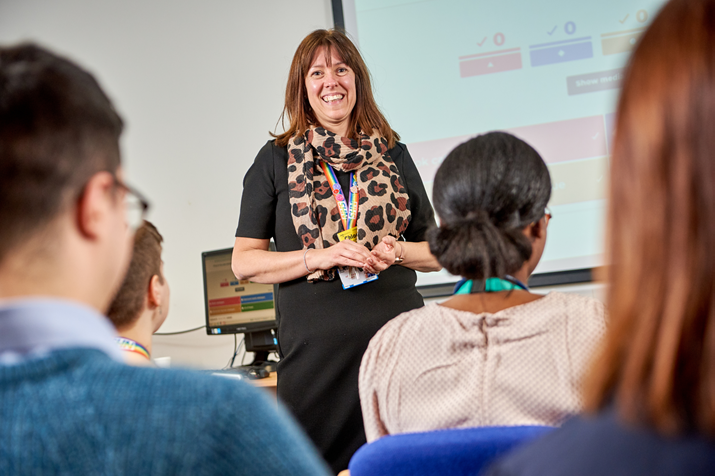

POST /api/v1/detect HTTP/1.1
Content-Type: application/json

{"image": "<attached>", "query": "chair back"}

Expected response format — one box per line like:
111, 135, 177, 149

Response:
349, 425, 553, 476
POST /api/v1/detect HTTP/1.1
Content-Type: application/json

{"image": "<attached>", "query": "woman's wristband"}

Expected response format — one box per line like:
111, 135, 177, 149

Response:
394, 242, 405, 264
303, 248, 314, 272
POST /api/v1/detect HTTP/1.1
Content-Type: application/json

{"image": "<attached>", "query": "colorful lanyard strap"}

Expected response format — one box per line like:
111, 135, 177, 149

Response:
115, 337, 150, 360
454, 275, 529, 294
319, 161, 359, 231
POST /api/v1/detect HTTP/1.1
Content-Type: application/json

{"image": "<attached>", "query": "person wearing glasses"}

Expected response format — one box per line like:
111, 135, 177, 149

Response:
359, 132, 607, 442
107, 220, 170, 366
0, 44, 330, 475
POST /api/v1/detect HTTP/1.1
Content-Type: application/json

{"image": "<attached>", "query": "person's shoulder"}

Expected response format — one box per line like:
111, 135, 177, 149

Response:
247, 140, 289, 183
389, 141, 408, 153
21, 354, 329, 475
388, 141, 408, 160
100, 366, 285, 438
383, 301, 443, 328
368, 303, 444, 349
102, 363, 264, 408
544, 290, 599, 305
486, 409, 715, 476
545, 291, 606, 318
43, 354, 269, 429
255, 139, 288, 162
264, 139, 284, 152
484, 412, 607, 476
537, 292, 607, 339
361, 305, 441, 386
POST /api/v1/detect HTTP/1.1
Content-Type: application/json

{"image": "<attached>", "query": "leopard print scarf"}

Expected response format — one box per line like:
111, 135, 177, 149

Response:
287, 127, 411, 281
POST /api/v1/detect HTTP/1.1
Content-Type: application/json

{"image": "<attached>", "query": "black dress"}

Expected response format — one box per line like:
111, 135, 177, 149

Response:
235, 140, 436, 473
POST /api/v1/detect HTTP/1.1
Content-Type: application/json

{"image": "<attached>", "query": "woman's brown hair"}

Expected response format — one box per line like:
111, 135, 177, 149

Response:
272, 29, 399, 148
584, 0, 715, 435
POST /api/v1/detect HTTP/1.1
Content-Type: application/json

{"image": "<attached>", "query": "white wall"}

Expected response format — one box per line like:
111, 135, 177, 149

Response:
0, 0, 333, 369
0, 1, 607, 370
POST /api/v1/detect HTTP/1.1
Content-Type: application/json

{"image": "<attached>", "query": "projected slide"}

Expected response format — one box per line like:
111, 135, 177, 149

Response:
343, 0, 667, 286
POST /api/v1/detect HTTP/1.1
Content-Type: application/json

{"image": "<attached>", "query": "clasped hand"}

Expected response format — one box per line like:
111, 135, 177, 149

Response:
307, 236, 403, 274
366, 236, 402, 274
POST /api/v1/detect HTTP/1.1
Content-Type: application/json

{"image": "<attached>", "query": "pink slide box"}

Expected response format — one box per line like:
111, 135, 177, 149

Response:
508, 115, 607, 164
408, 115, 608, 182
209, 296, 242, 308
459, 50, 522, 78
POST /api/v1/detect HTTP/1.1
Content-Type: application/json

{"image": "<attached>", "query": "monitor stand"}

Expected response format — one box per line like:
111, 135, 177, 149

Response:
248, 351, 270, 366
243, 329, 279, 372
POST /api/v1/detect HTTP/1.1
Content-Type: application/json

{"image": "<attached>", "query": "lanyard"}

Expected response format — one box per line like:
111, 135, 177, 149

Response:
320, 161, 359, 231
116, 337, 150, 360
454, 276, 529, 294
505, 275, 529, 291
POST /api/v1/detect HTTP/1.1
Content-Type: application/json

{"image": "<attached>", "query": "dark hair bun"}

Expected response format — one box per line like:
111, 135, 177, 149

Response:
427, 211, 532, 280
428, 132, 551, 279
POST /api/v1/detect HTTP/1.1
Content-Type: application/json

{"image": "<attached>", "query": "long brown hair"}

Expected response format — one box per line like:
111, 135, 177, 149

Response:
272, 29, 399, 148
584, 0, 715, 435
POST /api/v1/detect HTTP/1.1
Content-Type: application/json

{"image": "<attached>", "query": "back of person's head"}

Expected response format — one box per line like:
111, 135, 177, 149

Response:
427, 131, 551, 280
585, 0, 715, 435
107, 220, 166, 331
0, 43, 124, 263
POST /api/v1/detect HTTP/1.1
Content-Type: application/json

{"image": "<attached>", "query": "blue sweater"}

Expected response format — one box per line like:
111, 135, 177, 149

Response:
0, 348, 331, 475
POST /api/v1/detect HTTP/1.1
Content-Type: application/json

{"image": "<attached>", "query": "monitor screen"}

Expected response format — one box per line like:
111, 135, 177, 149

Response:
202, 246, 277, 336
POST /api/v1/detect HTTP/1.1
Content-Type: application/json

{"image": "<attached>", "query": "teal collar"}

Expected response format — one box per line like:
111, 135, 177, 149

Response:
455, 277, 528, 294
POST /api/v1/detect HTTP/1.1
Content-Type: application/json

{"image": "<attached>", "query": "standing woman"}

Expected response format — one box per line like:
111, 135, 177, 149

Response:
232, 29, 440, 472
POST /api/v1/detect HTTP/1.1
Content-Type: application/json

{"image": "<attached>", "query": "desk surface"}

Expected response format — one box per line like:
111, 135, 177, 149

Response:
250, 372, 277, 388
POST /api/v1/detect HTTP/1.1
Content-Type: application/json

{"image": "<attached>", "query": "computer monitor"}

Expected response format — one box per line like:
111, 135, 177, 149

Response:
201, 246, 278, 362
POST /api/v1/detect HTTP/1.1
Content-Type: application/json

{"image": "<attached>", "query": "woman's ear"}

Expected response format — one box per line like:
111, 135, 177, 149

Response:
524, 216, 548, 243
523, 221, 538, 241
532, 218, 546, 240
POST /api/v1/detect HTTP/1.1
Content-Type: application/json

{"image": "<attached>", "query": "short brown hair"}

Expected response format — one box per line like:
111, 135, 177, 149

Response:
584, 0, 715, 435
0, 44, 123, 263
107, 221, 164, 330
272, 29, 399, 148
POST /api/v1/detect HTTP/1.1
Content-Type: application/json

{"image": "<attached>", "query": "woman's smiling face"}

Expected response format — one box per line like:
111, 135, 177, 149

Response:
305, 46, 357, 136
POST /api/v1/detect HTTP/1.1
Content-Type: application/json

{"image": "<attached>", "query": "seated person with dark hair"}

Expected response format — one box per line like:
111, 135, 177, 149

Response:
0, 43, 330, 476
359, 132, 607, 442
107, 220, 169, 366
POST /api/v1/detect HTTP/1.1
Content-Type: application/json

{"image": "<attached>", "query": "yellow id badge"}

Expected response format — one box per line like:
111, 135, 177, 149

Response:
337, 227, 358, 242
